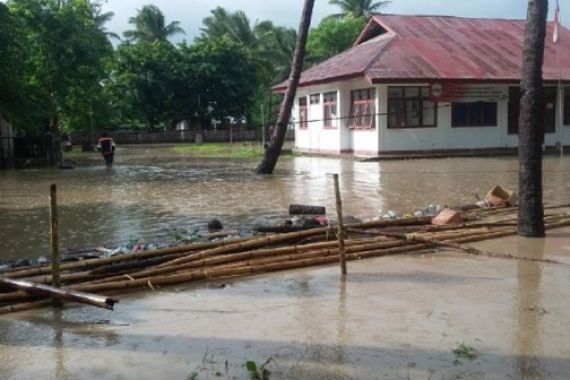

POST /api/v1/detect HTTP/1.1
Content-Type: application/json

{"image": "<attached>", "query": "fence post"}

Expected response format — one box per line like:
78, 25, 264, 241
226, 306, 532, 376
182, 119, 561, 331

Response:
333, 174, 348, 276
50, 184, 62, 306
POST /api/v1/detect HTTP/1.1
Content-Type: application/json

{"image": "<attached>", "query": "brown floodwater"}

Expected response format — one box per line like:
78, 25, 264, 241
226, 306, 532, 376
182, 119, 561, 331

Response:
0, 146, 569, 260
1, 146, 570, 379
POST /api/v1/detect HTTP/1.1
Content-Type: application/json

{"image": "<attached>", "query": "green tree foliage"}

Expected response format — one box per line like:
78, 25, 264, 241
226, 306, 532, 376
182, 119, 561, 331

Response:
0, 3, 26, 121
307, 17, 366, 62
200, 7, 256, 47
328, 0, 390, 19
258, 26, 298, 84
198, 7, 296, 134
124, 4, 185, 43
108, 41, 181, 130
199, 7, 295, 84
6, 0, 114, 132
178, 38, 259, 123
107, 37, 259, 130
2, 1, 372, 138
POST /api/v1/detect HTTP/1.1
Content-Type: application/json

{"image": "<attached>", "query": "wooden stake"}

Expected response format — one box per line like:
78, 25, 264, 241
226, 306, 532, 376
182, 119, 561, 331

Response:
50, 184, 60, 286
50, 184, 61, 307
333, 174, 347, 276
0, 278, 117, 310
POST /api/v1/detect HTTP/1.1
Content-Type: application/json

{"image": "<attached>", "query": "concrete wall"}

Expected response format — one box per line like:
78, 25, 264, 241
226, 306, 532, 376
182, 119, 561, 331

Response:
293, 80, 570, 156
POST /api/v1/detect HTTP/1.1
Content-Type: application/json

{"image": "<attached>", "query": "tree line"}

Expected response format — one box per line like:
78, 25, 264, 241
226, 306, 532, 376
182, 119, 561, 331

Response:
0, 0, 389, 135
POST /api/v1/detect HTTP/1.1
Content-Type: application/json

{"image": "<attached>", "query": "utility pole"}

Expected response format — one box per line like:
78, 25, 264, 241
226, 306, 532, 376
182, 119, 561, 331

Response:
518, 0, 548, 237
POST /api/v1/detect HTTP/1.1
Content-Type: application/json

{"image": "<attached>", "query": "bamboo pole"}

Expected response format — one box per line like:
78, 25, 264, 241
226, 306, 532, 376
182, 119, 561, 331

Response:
82, 237, 396, 285
73, 245, 432, 294
0, 225, 519, 301
0, 300, 52, 315
2, 217, 569, 310
3, 237, 254, 279
381, 230, 569, 266
0, 278, 117, 310
2, 217, 431, 279
155, 217, 433, 269
333, 174, 347, 276
91, 238, 418, 285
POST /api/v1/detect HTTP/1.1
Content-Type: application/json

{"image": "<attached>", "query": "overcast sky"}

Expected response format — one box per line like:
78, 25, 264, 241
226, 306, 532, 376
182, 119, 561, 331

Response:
98, 0, 567, 43
0, 0, 566, 41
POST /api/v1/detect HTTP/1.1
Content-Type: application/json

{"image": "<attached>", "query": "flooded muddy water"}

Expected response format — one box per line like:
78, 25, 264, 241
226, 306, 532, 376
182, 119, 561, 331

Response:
1, 146, 570, 379
1, 146, 569, 260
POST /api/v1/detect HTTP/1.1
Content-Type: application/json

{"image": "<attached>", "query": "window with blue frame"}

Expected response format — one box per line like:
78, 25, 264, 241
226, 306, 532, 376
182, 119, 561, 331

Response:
452, 101, 497, 127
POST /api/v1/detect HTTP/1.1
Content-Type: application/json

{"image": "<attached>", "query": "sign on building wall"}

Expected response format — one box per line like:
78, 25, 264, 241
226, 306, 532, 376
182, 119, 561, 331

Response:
430, 83, 507, 102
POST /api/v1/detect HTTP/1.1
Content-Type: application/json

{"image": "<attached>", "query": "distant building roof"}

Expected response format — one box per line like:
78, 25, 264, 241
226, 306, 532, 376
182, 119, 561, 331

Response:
273, 14, 570, 91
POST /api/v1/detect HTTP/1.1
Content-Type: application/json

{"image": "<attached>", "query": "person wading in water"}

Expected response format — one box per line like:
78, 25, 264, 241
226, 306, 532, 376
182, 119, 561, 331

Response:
97, 132, 116, 167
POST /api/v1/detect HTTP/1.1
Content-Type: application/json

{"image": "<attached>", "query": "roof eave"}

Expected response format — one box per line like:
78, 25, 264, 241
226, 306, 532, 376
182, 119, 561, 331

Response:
272, 73, 368, 93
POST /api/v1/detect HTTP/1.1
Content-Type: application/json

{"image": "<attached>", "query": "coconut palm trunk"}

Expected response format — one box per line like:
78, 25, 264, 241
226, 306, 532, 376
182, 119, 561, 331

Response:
518, 0, 548, 237
256, 0, 315, 175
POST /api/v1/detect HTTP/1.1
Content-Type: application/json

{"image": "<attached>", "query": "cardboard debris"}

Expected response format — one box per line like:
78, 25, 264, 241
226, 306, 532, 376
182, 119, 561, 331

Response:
431, 208, 463, 225
484, 186, 518, 207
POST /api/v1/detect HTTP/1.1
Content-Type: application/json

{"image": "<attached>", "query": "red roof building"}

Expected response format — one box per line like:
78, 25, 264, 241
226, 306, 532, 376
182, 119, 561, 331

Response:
278, 14, 570, 157
275, 14, 570, 90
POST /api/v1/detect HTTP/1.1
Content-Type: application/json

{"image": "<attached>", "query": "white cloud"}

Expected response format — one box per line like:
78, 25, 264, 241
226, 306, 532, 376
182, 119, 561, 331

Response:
2, 0, 567, 42
97, 0, 567, 42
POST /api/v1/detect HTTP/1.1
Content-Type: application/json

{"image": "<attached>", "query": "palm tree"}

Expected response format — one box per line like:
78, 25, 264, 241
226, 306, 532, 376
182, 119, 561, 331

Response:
200, 7, 297, 84
94, 10, 120, 41
200, 7, 271, 49
517, 0, 548, 237
259, 27, 298, 84
256, 0, 315, 174
328, 0, 390, 19
124, 5, 184, 43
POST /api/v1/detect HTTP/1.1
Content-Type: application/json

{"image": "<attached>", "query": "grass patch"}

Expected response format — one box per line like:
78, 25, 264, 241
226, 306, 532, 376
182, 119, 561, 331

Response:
172, 143, 293, 159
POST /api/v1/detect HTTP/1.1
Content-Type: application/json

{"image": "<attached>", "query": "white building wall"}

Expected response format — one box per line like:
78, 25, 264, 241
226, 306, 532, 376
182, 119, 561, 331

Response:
343, 79, 379, 155
377, 84, 513, 152
294, 83, 343, 154
293, 80, 570, 156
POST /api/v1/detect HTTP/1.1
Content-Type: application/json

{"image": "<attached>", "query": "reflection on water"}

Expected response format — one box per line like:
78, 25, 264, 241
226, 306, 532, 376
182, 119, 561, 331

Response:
514, 237, 546, 380
0, 146, 569, 260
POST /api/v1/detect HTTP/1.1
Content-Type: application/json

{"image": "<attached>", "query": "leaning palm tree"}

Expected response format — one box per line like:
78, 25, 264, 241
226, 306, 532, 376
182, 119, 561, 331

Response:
256, 0, 315, 174
124, 5, 184, 43
328, 0, 391, 19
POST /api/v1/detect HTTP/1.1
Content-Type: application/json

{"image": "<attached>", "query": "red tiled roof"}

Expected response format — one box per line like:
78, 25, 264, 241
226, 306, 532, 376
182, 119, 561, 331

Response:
273, 14, 570, 91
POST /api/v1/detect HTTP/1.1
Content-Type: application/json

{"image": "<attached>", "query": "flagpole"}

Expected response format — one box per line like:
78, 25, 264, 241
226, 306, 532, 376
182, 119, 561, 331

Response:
558, 42, 563, 158
555, 0, 564, 158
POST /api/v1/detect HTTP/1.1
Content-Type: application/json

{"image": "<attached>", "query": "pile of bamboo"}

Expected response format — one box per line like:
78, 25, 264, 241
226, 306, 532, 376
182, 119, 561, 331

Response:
1, 205, 569, 315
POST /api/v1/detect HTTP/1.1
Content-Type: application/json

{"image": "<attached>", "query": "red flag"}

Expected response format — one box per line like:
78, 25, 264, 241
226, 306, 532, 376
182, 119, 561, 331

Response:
553, 0, 560, 43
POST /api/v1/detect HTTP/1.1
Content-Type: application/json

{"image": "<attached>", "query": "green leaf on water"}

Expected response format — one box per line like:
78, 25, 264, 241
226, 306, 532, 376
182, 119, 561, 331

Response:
453, 343, 479, 360
246, 360, 257, 372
